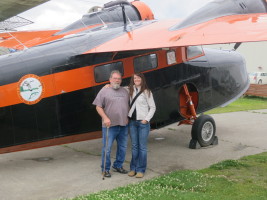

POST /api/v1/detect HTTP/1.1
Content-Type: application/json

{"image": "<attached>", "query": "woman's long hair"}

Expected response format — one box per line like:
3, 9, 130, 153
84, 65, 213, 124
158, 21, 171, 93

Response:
129, 73, 151, 98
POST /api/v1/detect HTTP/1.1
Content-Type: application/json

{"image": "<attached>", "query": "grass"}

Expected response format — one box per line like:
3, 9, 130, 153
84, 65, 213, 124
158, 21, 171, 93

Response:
205, 96, 267, 114
65, 152, 267, 200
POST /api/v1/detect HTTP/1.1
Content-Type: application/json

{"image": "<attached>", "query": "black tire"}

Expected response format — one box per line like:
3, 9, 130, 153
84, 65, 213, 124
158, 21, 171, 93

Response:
258, 80, 262, 84
191, 115, 216, 147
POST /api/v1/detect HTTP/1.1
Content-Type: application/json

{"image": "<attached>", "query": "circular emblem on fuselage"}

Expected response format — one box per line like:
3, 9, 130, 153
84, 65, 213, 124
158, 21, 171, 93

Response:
17, 74, 44, 105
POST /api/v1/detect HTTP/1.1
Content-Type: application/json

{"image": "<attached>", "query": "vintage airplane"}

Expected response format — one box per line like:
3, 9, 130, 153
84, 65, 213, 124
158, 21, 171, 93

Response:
1, 0, 267, 154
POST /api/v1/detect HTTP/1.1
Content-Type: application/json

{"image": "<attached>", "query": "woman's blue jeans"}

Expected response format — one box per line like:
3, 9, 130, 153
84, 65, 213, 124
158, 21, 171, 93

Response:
101, 125, 128, 172
129, 120, 150, 173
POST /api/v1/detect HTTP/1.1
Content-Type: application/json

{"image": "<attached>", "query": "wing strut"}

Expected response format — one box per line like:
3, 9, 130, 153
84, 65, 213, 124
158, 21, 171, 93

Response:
234, 42, 242, 50
121, 3, 127, 29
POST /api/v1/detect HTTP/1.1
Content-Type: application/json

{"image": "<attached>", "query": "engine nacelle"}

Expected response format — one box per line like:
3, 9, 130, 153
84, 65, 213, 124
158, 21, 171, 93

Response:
131, 1, 154, 20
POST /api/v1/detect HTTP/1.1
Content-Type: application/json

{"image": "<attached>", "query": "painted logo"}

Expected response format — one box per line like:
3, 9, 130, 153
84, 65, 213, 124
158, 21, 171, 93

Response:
17, 74, 44, 105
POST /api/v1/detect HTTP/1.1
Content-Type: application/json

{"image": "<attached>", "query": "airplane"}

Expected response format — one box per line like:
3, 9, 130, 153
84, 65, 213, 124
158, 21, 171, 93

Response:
1, 0, 267, 154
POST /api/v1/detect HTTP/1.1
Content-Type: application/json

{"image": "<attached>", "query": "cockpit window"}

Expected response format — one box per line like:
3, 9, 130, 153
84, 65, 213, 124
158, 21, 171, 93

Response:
55, 5, 140, 35
186, 46, 204, 60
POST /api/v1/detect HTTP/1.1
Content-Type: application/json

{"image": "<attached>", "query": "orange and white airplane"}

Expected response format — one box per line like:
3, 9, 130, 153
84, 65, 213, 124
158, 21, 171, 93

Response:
1, 0, 267, 153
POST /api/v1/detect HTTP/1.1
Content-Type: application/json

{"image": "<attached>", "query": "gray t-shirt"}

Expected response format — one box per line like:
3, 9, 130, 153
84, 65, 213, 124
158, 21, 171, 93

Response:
93, 87, 129, 127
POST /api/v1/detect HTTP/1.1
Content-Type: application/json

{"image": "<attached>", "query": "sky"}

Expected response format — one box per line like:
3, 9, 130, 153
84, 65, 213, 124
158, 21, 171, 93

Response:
18, 0, 213, 30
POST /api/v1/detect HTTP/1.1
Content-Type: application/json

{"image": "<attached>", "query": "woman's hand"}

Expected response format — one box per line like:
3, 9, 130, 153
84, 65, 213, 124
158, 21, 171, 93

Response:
141, 120, 148, 124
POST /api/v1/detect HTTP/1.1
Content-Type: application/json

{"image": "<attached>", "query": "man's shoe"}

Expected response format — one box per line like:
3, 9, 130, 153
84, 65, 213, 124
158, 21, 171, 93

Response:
112, 166, 128, 174
103, 171, 111, 178
128, 171, 136, 177
135, 172, 144, 178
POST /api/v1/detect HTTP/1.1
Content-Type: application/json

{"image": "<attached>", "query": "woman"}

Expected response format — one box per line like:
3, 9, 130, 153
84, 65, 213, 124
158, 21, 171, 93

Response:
127, 73, 156, 178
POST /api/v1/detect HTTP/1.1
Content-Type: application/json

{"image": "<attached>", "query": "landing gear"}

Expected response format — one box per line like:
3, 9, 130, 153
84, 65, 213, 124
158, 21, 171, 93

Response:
189, 115, 218, 149
179, 84, 218, 149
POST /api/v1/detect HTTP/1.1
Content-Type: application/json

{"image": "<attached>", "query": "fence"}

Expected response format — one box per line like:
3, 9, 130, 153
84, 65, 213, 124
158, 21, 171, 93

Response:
244, 84, 267, 97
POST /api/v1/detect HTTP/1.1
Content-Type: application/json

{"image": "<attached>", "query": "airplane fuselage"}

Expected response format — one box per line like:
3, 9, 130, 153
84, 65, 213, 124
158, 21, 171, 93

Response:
0, 30, 249, 150
1, 0, 258, 152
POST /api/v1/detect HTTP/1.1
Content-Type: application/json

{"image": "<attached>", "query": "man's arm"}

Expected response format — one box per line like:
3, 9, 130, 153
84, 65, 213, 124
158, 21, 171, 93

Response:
96, 106, 111, 127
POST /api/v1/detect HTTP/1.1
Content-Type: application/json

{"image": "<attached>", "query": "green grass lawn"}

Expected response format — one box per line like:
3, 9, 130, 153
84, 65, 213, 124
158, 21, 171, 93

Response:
206, 96, 267, 114
64, 96, 267, 200
66, 152, 267, 200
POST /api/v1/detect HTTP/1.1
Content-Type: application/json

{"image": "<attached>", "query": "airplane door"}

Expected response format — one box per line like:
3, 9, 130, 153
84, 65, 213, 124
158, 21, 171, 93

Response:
51, 65, 100, 137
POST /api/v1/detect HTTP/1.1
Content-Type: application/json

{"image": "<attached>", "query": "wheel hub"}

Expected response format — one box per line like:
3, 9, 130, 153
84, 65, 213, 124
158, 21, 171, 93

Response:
201, 121, 214, 142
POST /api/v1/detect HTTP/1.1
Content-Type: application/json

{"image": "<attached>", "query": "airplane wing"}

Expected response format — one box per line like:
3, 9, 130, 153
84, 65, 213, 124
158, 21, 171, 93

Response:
0, 30, 60, 50
0, 0, 49, 22
0, 23, 103, 50
3, 13, 267, 51
85, 0, 267, 53
2, 0, 267, 54
86, 12, 267, 53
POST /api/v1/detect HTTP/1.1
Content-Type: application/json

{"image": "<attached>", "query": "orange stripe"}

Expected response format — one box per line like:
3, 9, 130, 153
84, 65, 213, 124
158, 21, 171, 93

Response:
0, 48, 184, 107
0, 24, 102, 49
0, 66, 96, 107
0, 30, 60, 49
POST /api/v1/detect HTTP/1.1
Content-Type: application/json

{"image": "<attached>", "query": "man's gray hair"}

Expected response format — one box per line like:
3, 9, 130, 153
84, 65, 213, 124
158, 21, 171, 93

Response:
110, 70, 122, 78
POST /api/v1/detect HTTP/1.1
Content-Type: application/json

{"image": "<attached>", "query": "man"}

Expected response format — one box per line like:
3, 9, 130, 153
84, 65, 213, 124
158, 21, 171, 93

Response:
93, 70, 129, 178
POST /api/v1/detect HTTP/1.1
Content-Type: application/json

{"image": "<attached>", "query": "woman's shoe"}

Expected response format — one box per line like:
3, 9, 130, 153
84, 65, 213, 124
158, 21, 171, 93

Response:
128, 171, 136, 177
135, 172, 144, 178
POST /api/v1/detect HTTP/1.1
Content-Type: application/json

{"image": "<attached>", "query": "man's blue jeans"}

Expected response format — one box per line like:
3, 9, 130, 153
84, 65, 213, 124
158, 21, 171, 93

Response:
101, 125, 128, 172
129, 120, 150, 173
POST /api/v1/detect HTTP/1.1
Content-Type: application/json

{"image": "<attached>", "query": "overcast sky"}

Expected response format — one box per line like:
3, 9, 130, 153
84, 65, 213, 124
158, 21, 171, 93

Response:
18, 0, 213, 30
